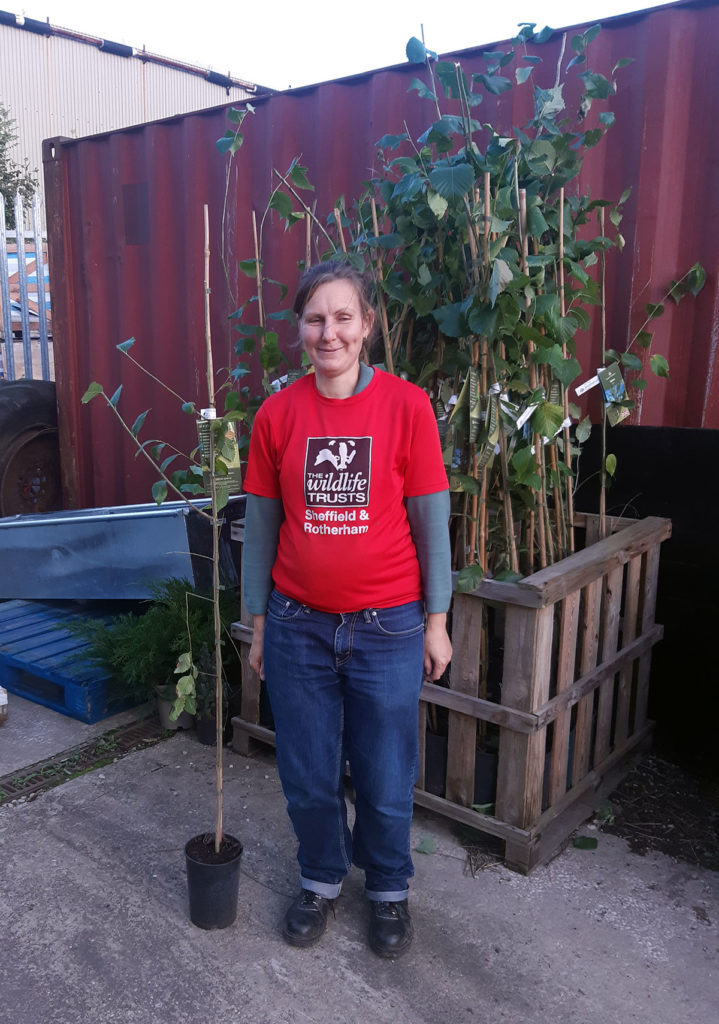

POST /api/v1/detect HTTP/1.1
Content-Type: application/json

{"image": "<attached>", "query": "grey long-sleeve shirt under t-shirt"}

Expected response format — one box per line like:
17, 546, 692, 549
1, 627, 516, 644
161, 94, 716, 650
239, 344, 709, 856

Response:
242, 365, 452, 615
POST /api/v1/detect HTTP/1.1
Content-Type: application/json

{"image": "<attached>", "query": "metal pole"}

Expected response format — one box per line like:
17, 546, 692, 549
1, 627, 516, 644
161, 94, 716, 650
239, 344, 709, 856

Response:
14, 193, 33, 378
32, 195, 50, 381
0, 194, 16, 379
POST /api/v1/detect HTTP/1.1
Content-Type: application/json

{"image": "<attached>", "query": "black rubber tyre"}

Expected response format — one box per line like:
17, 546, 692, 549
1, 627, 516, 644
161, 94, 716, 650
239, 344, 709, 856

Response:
0, 379, 62, 516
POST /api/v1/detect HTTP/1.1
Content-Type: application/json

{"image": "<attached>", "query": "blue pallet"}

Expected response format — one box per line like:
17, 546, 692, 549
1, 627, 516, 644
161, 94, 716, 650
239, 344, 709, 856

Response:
0, 600, 138, 724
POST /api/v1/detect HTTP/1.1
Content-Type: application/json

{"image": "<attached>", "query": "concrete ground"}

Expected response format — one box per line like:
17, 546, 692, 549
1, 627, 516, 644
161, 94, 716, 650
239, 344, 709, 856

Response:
1, 694, 717, 1024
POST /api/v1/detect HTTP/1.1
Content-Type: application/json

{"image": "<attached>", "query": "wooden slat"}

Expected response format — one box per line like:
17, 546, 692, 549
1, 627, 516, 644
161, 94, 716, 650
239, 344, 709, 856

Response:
533, 625, 662, 727
547, 591, 580, 805
615, 554, 642, 746
572, 577, 602, 785
635, 545, 661, 729
579, 512, 636, 547
445, 594, 482, 806
230, 717, 277, 751
420, 680, 537, 733
521, 517, 671, 606
460, 517, 670, 609
594, 564, 624, 764
495, 604, 554, 829
413, 787, 531, 843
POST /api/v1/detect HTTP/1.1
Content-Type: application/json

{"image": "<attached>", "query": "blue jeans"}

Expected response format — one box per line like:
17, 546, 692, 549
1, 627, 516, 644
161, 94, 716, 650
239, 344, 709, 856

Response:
263, 589, 425, 902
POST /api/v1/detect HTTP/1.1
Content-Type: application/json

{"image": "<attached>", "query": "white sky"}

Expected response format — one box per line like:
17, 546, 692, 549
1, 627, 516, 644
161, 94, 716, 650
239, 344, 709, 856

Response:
17, 0, 679, 90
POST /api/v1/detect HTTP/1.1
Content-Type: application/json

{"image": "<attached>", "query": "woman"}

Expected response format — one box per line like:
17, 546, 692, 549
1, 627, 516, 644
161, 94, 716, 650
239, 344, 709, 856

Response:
242, 260, 452, 958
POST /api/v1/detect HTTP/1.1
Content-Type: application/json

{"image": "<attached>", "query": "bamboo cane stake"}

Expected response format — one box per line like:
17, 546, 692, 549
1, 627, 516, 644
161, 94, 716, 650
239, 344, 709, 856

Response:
370, 196, 394, 375
478, 174, 491, 572
519, 190, 547, 569
305, 212, 312, 267
558, 188, 575, 552
599, 207, 608, 539
333, 208, 347, 253
203, 205, 224, 854
251, 210, 264, 330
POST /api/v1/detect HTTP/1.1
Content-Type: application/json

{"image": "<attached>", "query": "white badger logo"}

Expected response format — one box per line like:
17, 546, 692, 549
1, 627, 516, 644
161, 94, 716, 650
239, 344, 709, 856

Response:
314, 439, 357, 471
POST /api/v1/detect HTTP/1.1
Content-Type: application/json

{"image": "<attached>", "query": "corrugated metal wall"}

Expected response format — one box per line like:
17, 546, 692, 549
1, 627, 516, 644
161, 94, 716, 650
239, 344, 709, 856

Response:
0, 20, 256, 212
44, 0, 719, 509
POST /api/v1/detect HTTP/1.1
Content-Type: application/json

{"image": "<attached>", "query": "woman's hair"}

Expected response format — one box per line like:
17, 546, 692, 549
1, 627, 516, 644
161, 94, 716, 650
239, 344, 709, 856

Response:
293, 259, 376, 333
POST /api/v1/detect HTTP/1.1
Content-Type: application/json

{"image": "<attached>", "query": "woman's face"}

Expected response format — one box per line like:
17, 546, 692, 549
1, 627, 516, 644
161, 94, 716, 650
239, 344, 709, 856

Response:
299, 280, 373, 382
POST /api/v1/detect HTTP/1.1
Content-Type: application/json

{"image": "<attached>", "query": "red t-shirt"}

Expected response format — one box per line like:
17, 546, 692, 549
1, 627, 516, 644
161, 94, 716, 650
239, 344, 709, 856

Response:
243, 370, 448, 612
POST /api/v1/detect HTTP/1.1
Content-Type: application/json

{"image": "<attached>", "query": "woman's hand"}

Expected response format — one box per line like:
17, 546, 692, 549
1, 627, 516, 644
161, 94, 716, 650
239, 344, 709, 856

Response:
424, 612, 452, 681
249, 614, 266, 681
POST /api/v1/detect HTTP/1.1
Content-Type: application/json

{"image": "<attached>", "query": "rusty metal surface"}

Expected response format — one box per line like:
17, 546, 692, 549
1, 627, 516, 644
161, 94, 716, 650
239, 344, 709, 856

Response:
44, 0, 719, 509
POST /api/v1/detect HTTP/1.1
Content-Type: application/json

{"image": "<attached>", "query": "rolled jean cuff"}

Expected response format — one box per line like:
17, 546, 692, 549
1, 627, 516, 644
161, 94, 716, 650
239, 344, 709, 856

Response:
301, 875, 343, 900
365, 888, 409, 903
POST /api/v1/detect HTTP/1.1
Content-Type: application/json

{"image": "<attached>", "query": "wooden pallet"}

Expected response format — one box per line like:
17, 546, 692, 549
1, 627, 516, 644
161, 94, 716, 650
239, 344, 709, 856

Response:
230, 513, 670, 873
0, 600, 133, 724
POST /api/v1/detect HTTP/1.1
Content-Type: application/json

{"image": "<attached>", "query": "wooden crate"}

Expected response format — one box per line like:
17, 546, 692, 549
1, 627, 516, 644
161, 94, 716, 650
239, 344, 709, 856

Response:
230, 513, 670, 873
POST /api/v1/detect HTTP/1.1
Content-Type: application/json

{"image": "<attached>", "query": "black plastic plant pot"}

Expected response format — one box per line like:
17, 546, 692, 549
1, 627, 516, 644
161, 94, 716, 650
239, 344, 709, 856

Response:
185, 833, 243, 929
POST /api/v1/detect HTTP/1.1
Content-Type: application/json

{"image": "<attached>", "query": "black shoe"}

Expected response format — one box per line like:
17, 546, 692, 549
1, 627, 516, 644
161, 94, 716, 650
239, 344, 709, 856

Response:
282, 889, 333, 947
368, 900, 413, 958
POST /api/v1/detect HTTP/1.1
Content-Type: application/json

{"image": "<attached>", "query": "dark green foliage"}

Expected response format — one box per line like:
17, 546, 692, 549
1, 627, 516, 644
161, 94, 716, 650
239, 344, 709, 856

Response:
66, 578, 239, 703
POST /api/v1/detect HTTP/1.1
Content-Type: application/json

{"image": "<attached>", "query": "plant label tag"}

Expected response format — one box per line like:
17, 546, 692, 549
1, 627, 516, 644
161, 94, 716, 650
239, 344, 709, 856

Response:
575, 374, 600, 396
597, 364, 627, 404
516, 403, 539, 430
606, 403, 630, 427
196, 419, 243, 496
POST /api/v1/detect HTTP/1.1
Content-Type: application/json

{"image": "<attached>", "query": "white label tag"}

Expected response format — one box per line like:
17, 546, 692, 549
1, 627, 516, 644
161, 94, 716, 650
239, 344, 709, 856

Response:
575, 375, 600, 396
516, 403, 539, 430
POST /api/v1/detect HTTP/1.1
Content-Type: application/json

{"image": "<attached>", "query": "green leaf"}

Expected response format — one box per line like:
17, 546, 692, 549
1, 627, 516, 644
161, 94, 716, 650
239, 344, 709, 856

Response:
454, 473, 480, 495
488, 258, 513, 308
516, 66, 533, 85
175, 674, 196, 697
476, 73, 513, 95
620, 352, 643, 371
216, 485, 230, 512
649, 353, 670, 379
409, 77, 437, 102
376, 132, 408, 151
406, 37, 427, 63
572, 835, 598, 850
81, 382, 103, 404
576, 416, 592, 444
645, 302, 664, 320
531, 401, 565, 437
181, 401, 195, 415
686, 262, 706, 296
457, 564, 485, 593
287, 161, 314, 191
175, 651, 193, 673
599, 111, 615, 127
605, 453, 617, 477
635, 330, 652, 349
415, 836, 436, 854
427, 190, 448, 219
472, 802, 495, 814
579, 72, 614, 99
116, 338, 135, 353
533, 26, 555, 44
238, 259, 259, 277
432, 301, 466, 338
152, 480, 168, 505
109, 386, 122, 408
534, 84, 564, 119
428, 162, 475, 199
269, 190, 293, 220
130, 410, 149, 437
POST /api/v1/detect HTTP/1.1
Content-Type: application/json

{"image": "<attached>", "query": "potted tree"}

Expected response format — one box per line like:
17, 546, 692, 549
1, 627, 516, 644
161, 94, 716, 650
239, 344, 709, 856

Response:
81, 205, 244, 926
